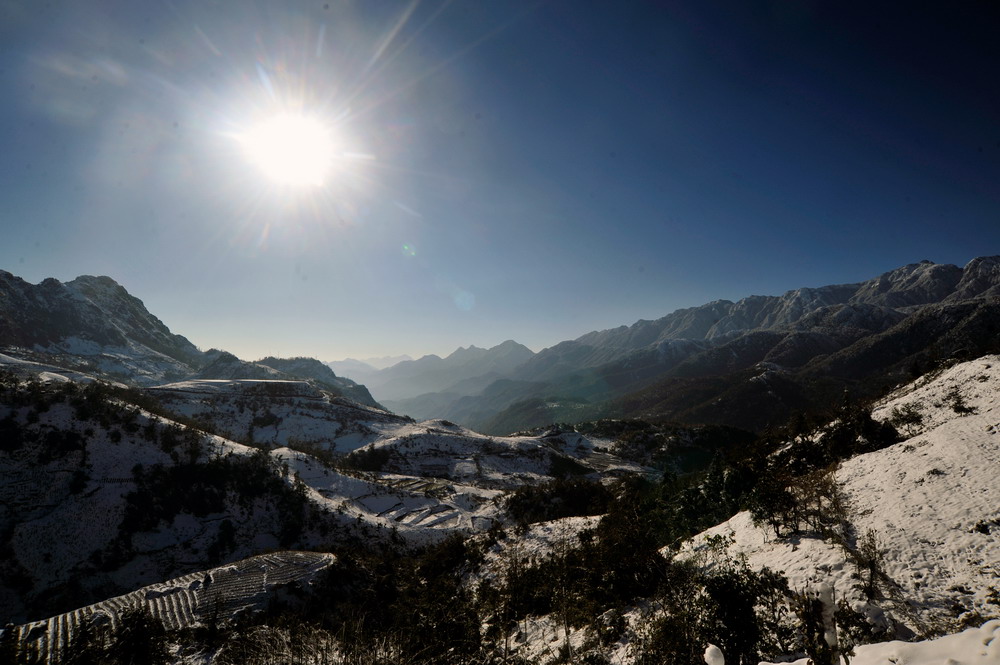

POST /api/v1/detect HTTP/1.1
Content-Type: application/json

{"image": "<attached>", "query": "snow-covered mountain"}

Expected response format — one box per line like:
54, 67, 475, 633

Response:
455, 355, 1000, 665
3, 338, 1000, 665
0, 271, 201, 384
578, 258, 994, 352
513, 258, 1000, 378
415, 257, 1000, 434
0, 271, 380, 407
194, 351, 380, 407
4, 261, 1000, 665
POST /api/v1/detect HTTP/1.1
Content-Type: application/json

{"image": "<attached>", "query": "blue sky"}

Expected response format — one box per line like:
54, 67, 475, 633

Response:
1, 1, 998, 361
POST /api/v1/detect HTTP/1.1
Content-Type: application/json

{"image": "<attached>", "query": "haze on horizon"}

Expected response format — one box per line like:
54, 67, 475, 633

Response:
1, 1, 998, 362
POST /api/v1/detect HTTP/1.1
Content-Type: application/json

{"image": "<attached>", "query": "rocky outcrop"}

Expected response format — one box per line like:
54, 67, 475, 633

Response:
0, 271, 200, 365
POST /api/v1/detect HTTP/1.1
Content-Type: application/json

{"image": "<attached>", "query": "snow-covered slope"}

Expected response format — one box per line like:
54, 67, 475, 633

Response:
441, 356, 1000, 665
0, 271, 201, 384
146, 378, 400, 451
0, 378, 324, 623
762, 619, 1000, 665
358, 420, 648, 489
681, 355, 1000, 636
551, 258, 998, 359
144, 377, 647, 488
275, 447, 503, 533
0, 362, 650, 626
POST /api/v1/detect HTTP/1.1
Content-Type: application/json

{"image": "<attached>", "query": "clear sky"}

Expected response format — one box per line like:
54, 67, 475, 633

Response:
1, 1, 998, 361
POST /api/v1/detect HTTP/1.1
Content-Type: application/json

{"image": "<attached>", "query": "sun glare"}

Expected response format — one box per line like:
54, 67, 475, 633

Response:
239, 113, 334, 187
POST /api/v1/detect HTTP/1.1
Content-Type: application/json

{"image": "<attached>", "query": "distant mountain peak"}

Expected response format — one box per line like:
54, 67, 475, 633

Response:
952, 255, 1000, 300
360, 354, 413, 369
68, 274, 122, 288
356, 339, 535, 402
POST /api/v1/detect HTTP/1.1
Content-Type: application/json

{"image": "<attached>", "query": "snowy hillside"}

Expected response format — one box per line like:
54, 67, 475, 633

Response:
430, 356, 1000, 665
761, 619, 1000, 665
5, 346, 1000, 664
146, 378, 401, 452
0, 360, 652, 629
274, 447, 503, 534
0, 271, 201, 385
358, 420, 648, 489
0, 372, 339, 623
681, 355, 1000, 637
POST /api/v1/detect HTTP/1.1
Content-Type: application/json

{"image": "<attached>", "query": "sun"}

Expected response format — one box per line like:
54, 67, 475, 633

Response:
238, 112, 334, 187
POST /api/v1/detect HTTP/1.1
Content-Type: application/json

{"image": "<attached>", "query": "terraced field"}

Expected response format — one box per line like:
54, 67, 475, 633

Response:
11, 550, 336, 662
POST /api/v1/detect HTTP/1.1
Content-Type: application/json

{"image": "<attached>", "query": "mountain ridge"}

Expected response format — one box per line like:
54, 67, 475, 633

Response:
4, 257, 1000, 434
385, 257, 1000, 432
524, 258, 997, 372
0, 271, 382, 407
346, 339, 536, 402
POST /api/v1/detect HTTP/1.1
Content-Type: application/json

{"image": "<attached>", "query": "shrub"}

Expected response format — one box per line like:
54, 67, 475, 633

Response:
945, 386, 977, 415
637, 556, 793, 665
853, 529, 887, 601
505, 477, 611, 525
887, 402, 924, 435
748, 473, 800, 538
548, 452, 590, 478
338, 446, 390, 472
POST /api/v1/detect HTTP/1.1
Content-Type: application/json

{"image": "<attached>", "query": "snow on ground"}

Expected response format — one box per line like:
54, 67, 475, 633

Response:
0, 395, 269, 622
0, 352, 100, 383
369, 421, 650, 490
680, 355, 1000, 636
37, 338, 195, 386
147, 378, 401, 452
871, 355, 1000, 435
274, 447, 502, 535
472, 517, 604, 665
151, 379, 321, 396
761, 618, 1000, 665
478, 516, 602, 584
367, 421, 553, 487
503, 613, 593, 665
